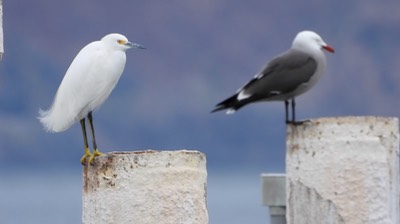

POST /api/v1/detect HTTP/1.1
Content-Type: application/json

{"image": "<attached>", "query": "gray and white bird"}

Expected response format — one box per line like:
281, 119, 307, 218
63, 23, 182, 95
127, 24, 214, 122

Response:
39, 33, 145, 165
211, 30, 334, 123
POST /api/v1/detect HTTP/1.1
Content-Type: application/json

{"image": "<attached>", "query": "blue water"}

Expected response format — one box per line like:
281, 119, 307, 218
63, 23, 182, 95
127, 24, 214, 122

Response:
0, 169, 270, 224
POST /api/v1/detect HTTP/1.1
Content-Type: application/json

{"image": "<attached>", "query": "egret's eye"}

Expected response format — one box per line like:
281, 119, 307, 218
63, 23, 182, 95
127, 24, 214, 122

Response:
117, 39, 126, 45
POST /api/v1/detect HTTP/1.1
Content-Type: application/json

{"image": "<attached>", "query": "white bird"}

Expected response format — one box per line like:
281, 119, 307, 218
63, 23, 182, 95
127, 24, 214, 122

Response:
211, 30, 334, 123
39, 33, 145, 165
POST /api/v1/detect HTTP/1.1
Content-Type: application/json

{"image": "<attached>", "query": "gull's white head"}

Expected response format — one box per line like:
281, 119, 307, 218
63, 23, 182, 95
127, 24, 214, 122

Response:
101, 33, 145, 51
292, 30, 334, 54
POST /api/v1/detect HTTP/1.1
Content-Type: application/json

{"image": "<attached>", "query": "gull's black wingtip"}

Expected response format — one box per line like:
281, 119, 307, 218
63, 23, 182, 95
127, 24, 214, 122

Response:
210, 107, 223, 113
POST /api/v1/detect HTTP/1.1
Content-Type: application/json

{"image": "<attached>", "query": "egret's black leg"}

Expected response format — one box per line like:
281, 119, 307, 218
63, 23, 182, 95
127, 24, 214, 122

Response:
87, 111, 97, 150
79, 118, 92, 165
284, 100, 289, 123
87, 111, 103, 165
80, 118, 89, 149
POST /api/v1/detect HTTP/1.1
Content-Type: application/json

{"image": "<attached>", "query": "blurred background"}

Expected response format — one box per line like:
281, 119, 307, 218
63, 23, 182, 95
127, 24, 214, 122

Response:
1, 0, 399, 223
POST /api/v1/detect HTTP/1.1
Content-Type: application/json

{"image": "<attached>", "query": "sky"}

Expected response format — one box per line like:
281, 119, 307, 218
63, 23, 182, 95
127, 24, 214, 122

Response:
1, 0, 400, 223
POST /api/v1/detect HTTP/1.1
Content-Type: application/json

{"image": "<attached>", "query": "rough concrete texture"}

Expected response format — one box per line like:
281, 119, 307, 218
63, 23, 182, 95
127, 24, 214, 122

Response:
82, 150, 208, 224
286, 116, 399, 224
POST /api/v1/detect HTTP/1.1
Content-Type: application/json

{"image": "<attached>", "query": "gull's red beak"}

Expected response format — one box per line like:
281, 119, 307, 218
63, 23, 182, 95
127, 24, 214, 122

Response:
322, 45, 335, 53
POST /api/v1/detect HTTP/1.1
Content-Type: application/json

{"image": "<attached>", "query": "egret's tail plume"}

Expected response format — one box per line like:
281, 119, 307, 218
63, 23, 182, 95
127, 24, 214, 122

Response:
38, 108, 71, 133
38, 109, 56, 133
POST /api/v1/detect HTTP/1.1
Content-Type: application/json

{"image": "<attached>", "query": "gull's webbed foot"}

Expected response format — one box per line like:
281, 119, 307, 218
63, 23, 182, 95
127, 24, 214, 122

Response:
286, 119, 310, 126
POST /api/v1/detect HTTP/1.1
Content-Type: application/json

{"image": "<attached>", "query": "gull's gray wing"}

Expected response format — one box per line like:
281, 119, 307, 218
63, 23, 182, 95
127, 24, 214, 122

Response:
240, 49, 317, 99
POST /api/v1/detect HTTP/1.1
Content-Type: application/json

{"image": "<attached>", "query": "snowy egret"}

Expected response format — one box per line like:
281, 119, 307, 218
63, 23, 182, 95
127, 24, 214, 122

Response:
211, 30, 334, 123
39, 33, 145, 165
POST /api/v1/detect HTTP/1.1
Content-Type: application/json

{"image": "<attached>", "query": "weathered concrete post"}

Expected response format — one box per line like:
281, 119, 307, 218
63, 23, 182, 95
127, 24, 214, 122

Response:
261, 173, 286, 224
82, 150, 208, 224
286, 116, 399, 224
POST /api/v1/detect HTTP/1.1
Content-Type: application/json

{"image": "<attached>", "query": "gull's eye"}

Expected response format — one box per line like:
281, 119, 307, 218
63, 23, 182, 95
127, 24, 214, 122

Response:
117, 39, 126, 45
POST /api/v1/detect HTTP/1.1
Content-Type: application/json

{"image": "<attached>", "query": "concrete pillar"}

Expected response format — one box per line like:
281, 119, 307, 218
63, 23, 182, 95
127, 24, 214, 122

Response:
82, 150, 208, 224
261, 173, 286, 224
286, 116, 399, 224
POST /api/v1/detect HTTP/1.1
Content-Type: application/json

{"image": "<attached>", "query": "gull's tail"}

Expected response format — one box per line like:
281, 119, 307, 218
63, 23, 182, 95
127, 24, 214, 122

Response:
211, 93, 246, 114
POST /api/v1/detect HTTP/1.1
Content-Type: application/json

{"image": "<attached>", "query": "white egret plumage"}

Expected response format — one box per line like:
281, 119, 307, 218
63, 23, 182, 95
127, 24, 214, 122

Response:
211, 30, 334, 123
39, 33, 145, 165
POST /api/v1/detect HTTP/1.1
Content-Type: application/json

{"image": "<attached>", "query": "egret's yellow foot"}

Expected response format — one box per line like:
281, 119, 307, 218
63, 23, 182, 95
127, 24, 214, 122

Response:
80, 148, 92, 165
88, 149, 104, 165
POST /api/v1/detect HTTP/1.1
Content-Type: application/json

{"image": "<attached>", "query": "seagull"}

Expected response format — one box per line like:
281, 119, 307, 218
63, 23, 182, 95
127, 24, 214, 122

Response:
211, 30, 334, 123
38, 33, 145, 165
